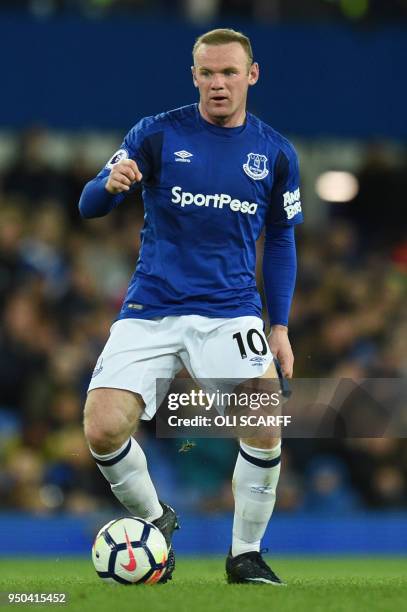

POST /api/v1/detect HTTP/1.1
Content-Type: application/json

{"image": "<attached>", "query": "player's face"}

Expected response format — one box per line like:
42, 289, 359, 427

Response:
192, 42, 259, 128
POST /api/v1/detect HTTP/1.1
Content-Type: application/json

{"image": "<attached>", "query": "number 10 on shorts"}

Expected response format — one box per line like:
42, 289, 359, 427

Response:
232, 329, 268, 359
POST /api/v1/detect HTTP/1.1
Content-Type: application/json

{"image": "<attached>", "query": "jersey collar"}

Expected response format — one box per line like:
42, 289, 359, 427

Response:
195, 104, 248, 137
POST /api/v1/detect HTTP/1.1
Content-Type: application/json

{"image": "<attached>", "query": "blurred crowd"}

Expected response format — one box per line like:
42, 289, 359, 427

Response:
0, 127, 406, 516
2, 0, 407, 23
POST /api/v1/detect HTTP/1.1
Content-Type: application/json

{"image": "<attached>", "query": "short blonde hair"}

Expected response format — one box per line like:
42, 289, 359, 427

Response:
193, 28, 254, 66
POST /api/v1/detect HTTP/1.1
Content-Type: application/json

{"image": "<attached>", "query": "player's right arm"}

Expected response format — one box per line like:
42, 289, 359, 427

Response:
78, 120, 151, 219
78, 159, 142, 220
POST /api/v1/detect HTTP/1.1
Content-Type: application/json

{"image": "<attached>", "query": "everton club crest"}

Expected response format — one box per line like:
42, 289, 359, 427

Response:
243, 153, 269, 180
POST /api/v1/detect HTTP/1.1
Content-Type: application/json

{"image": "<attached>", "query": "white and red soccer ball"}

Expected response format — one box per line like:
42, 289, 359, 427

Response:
92, 517, 168, 585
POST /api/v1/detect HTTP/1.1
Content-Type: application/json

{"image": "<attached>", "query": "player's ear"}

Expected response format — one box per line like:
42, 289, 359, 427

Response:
191, 66, 198, 88
248, 62, 259, 86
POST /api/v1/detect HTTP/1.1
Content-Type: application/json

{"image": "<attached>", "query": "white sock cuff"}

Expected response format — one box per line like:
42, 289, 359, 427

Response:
90, 438, 132, 462
239, 440, 281, 461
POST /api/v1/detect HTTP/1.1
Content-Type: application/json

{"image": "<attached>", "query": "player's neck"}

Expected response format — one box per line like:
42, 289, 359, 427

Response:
198, 103, 246, 128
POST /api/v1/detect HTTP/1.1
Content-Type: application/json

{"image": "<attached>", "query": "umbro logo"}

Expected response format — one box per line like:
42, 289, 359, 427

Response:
250, 356, 267, 366
174, 150, 193, 163
91, 357, 103, 378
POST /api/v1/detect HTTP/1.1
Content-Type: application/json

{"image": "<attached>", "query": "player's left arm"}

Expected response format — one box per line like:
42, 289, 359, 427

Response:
263, 225, 296, 378
263, 144, 303, 378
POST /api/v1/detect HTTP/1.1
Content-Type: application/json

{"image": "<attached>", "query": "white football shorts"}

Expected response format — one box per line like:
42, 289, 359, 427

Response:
87, 315, 274, 420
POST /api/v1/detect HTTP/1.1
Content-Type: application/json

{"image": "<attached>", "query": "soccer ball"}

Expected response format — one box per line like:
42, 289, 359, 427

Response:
92, 517, 168, 585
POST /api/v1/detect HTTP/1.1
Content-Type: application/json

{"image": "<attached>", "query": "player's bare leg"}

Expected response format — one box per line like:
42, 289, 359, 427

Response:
227, 361, 284, 584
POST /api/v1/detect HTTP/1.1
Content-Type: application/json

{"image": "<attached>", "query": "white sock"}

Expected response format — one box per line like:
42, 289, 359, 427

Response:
232, 441, 281, 557
91, 437, 163, 522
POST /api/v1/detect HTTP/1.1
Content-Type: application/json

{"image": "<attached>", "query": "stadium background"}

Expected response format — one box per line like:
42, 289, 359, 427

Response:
0, 0, 406, 557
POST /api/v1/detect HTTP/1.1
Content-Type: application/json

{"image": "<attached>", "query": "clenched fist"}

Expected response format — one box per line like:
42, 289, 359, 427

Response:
105, 159, 143, 194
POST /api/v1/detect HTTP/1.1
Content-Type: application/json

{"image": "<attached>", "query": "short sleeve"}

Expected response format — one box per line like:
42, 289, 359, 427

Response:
266, 145, 303, 226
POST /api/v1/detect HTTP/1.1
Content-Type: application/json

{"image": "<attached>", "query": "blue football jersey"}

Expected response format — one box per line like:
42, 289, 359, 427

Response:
96, 104, 303, 320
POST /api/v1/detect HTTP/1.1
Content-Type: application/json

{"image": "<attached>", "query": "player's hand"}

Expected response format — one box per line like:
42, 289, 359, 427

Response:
267, 325, 294, 379
105, 159, 143, 194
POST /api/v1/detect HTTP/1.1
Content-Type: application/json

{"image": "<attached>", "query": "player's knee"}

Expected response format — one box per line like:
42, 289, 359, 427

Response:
83, 409, 118, 454
83, 390, 136, 453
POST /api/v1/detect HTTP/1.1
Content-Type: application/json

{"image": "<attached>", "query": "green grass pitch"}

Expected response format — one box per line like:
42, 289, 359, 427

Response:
0, 557, 406, 612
